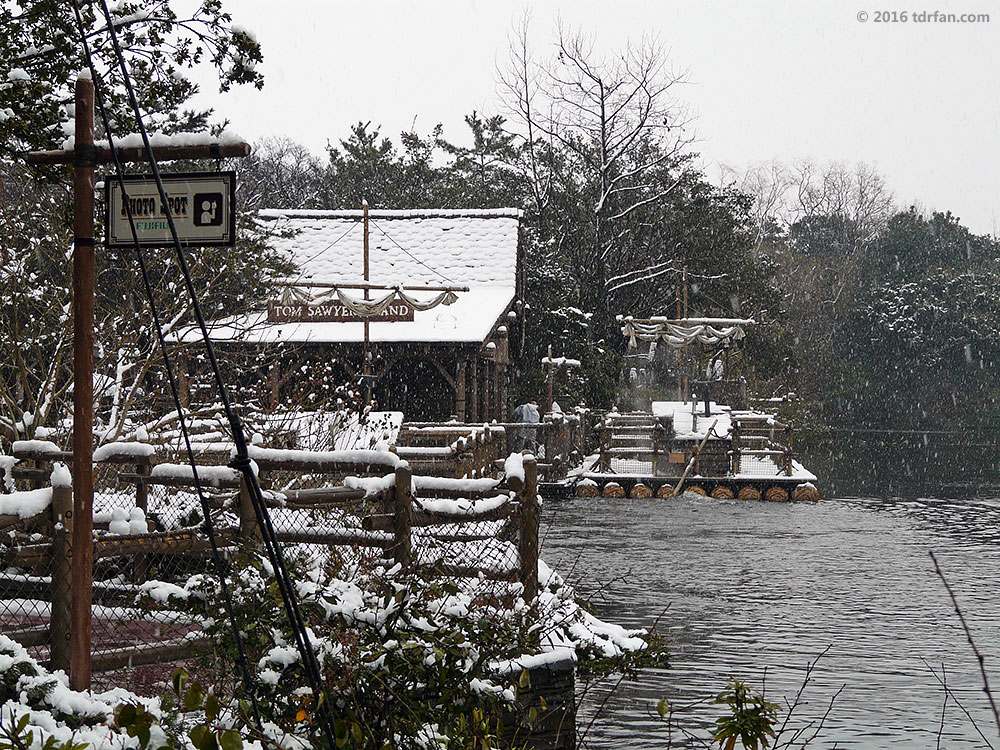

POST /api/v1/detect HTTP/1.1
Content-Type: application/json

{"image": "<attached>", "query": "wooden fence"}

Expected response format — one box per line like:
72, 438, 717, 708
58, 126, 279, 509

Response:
399, 412, 588, 482
0, 441, 540, 681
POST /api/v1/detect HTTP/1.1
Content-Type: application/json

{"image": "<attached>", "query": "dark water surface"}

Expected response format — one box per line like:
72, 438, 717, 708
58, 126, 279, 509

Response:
540, 492, 1000, 748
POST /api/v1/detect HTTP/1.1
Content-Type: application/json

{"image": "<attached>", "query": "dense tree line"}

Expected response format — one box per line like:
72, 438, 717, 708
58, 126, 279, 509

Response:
4, 2, 996, 454
742, 162, 1000, 448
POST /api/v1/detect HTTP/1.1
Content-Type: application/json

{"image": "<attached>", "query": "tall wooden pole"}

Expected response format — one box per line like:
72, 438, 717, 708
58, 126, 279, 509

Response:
70, 73, 95, 691
362, 200, 372, 402
682, 265, 689, 404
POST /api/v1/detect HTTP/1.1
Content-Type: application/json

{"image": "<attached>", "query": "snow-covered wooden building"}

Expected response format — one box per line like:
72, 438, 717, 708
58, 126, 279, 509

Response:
200, 208, 523, 422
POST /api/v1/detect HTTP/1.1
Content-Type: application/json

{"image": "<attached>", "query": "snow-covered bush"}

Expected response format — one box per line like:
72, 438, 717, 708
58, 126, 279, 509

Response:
143, 545, 648, 749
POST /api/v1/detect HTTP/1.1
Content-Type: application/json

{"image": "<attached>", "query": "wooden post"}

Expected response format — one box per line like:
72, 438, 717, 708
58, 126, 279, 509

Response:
470, 359, 479, 423
455, 360, 467, 422
518, 455, 539, 601
392, 463, 412, 567
177, 351, 190, 409
362, 200, 372, 403
70, 73, 95, 692
599, 422, 610, 473
238, 475, 259, 543
731, 420, 741, 475
23, 80, 253, 693
134, 461, 150, 582
50, 481, 73, 673
785, 424, 794, 477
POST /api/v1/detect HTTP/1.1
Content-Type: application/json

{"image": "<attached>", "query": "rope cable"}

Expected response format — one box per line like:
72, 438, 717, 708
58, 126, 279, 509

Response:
369, 218, 456, 283
89, 2, 338, 744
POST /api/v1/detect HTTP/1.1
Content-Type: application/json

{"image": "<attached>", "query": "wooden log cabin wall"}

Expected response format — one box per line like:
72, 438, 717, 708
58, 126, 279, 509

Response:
183, 209, 524, 423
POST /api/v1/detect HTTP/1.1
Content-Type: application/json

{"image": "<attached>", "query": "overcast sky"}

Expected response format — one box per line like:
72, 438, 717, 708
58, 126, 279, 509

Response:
193, 0, 1000, 234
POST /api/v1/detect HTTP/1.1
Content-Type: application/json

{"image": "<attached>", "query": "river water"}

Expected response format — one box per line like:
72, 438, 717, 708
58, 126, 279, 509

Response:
539, 491, 1000, 748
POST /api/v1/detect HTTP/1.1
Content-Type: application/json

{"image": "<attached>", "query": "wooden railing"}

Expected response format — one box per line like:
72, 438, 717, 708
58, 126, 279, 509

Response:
0, 443, 540, 677
398, 415, 585, 482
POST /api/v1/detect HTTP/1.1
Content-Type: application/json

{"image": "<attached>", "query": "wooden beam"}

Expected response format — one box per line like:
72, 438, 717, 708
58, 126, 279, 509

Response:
25, 142, 251, 166
273, 530, 391, 547
279, 486, 367, 504
91, 635, 213, 673
274, 281, 470, 293
427, 356, 456, 391
363, 499, 515, 530
117, 472, 241, 489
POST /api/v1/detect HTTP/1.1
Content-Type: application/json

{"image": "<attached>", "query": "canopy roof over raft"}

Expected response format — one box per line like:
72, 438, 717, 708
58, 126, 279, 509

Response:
619, 316, 756, 349
196, 208, 522, 345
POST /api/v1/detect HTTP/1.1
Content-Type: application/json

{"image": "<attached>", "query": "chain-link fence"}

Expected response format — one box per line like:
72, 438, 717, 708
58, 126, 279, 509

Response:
0, 443, 539, 695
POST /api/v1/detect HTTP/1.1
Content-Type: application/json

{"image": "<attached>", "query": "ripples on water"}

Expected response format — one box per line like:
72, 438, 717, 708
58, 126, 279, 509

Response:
540, 493, 1000, 748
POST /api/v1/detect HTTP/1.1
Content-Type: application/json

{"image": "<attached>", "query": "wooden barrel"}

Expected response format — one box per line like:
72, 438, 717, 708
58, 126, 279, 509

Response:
737, 486, 761, 501
656, 484, 676, 498
630, 482, 653, 499
792, 483, 820, 503
602, 482, 626, 498
710, 486, 735, 500
686, 485, 707, 496
764, 486, 789, 502
575, 481, 599, 498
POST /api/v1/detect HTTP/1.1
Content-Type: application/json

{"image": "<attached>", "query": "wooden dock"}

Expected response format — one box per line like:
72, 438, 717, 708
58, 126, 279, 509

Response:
575, 401, 819, 502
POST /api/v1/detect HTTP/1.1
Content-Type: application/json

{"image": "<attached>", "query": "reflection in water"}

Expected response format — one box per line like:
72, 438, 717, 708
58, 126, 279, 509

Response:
540, 493, 1000, 749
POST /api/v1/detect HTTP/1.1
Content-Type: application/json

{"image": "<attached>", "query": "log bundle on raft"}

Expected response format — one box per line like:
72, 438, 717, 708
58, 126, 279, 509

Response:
576, 480, 820, 503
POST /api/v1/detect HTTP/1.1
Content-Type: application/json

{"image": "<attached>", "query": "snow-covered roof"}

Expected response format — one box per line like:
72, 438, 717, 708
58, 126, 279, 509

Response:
260, 208, 521, 288
205, 208, 522, 346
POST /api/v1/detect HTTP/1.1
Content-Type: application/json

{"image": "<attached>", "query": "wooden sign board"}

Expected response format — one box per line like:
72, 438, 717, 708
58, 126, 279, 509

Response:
267, 300, 414, 323
105, 171, 236, 248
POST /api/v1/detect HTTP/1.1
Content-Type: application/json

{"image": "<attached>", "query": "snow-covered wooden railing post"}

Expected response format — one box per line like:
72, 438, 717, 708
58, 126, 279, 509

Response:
784, 424, 794, 476
392, 463, 412, 567
598, 419, 611, 473
50, 476, 73, 673
731, 419, 742, 475
517, 455, 539, 601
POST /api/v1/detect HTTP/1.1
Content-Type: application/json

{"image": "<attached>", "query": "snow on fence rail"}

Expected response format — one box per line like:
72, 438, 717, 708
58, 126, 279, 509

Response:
0, 443, 540, 689
398, 415, 588, 481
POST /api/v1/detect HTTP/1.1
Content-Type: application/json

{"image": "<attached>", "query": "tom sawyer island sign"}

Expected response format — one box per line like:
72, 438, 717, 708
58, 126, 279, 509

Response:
105, 171, 236, 248
267, 299, 415, 323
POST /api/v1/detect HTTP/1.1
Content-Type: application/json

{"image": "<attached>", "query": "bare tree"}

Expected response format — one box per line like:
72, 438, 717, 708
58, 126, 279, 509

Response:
729, 160, 895, 401
237, 136, 325, 210
500, 20, 694, 319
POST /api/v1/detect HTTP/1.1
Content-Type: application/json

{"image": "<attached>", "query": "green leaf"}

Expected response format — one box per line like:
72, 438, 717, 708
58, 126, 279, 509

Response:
350, 723, 362, 743
172, 668, 189, 697
518, 668, 530, 689
657, 698, 669, 717
334, 719, 349, 748
184, 683, 205, 712
205, 693, 220, 722
189, 725, 209, 750
136, 724, 151, 749
219, 729, 242, 750
115, 704, 137, 727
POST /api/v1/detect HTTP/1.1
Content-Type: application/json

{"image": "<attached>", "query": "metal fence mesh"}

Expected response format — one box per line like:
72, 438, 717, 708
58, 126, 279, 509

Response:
0, 450, 531, 696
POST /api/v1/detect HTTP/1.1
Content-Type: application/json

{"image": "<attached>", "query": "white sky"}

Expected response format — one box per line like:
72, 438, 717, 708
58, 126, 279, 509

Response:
192, 0, 1000, 235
